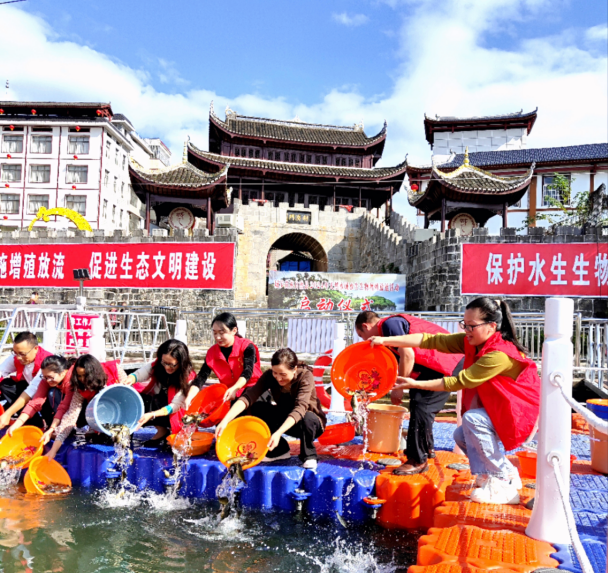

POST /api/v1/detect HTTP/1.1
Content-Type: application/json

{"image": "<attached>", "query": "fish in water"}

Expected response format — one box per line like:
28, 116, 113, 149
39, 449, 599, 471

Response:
335, 511, 348, 528
163, 469, 171, 479
37, 480, 71, 495
181, 413, 204, 427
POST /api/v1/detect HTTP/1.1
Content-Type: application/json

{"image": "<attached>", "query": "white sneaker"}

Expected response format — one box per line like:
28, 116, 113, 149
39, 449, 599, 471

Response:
262, 452, 291, 463
470, 476, 520, 505
475, 474, 488, 488
475, 470, 521, 490
302, 459, 318, 471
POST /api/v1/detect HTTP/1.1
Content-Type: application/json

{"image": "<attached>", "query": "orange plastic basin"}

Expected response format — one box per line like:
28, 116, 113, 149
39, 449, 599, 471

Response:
167, 431, 214, 456
24, 456, 72, 495
331, 341, 398, 401
216, 416, 270, 470
187, 384, 230, 428
516, 450, 577, 478
318, 422, 355, 446
0, 426, 43, 469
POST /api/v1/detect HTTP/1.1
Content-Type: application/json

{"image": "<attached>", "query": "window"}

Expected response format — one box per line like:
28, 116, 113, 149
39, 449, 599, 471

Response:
0, 194, 19, 214
290, 153, 296, 162
69, 127, 90, 133
1, 164, 21, 182
348, 158, 353, 167
30, 165, 51, 183
254, 149, 260, 159
121, 182, 125, 198
105, 140, 111, 158
28, 194, 49, 214
355, 158, 360, 167
248, 149, 253, 158
275, 151, 281, 161
335, 158, 340, 166
299, 153, 304, 163
31, 135, 52, 154
103, 199, 108, 219
65, 195, 86, 215
120, 209, 124, 225
32, 127, 52, 133
235, 148, 240, 157
113, 176, 118, 192
322, 156, 328, 165
305, 155, 311, 164
241, 148, 246, 156
122, 155, 126, 169
115, 148, 119, 165
68, 136, 89, 154
112, 205, 116, 224
104, 170, 109, 187
66, 165, 88, 184
542, 174, 571, 206
2, 135, 23, 153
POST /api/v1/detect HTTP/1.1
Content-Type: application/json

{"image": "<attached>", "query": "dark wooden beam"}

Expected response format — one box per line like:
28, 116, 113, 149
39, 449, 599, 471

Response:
238, 177, 242, 201
358, 187, 362, 208
261, 178, 265, 201
528, 176, 537, 227
207, 197, 212, 235
441, 197, 446, 232
502, 202, 508, 228
145, 192, 150, 233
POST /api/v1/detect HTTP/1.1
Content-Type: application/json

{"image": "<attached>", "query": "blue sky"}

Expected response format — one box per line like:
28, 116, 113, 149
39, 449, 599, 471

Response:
2, 0, 607, 219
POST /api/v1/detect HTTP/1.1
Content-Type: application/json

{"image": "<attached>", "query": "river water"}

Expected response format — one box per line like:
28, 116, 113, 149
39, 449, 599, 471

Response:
0, 484, 419, 573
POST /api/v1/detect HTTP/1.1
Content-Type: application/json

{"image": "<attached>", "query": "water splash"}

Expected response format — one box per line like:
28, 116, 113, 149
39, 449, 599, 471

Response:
144, 490, 192, 512
215, 464, 245, 520
290, 537, 396, 573
95, 488, 143, 509
0, 463, 21, 491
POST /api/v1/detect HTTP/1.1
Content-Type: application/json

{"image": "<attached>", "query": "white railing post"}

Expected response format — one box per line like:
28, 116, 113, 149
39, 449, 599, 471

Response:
526, 297, 574, 544
329, 324, 346, 414
174, 319, 188, 345
88, 317, 107, 362
42, 316, 57, 354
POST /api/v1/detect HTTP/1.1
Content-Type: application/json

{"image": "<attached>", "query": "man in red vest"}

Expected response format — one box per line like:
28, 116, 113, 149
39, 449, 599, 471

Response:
355, 311, 463, 475
0, 331, 52, 419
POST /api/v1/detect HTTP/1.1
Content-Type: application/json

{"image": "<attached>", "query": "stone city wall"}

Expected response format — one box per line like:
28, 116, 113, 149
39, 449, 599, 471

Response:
359, 212, 608, 317
0, 227, 237, 309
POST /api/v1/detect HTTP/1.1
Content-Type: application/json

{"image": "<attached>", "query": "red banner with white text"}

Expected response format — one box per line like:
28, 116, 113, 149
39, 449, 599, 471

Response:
0, 243, 235, 290
461, 243, 608, 297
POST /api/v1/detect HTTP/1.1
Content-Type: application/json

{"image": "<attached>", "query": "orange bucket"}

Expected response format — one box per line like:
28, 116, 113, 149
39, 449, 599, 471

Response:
24, 456, 72, 495
0, 426, 43, 469
167, 431, 214, 456
216, 416, 270, 470
517, 450, 577, 478
187, 384, 230, 428
331, 342, 397, 401
318, 422, 355, 446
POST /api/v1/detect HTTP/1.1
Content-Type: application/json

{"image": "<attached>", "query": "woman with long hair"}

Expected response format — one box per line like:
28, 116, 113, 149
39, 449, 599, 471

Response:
6, 355, 76, 437
130, 339, 198, 445
195, 312, 262, 403
216, 348, 326, 470
369, 297, 540, 505
44, 355, 130, 460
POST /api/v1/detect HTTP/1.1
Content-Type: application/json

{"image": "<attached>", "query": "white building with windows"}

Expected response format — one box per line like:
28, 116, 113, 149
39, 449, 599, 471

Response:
0, 102, 158, 231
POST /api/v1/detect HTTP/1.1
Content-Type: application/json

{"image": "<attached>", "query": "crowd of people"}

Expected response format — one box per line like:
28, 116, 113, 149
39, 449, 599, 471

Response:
0, 299, 541, 504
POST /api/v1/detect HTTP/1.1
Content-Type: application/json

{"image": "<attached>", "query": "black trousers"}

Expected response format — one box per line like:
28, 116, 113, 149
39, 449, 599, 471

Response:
250, 401, 324, 462
0, 377, 28, 409
142, 390, 172, 430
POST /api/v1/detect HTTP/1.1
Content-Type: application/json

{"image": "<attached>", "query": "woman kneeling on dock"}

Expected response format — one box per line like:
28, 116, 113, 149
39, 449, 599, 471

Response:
6, 355, 75, 437
194, 313, 262, 403
215, 348, 326, 471
129, 339, 198, 446
370, 298, 540, 505
44, 355, 131, 460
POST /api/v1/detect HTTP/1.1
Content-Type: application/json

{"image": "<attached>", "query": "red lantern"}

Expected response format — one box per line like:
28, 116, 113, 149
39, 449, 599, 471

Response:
96, 110, 102, 116
6, 154, 11, 159
411, 183, 419, 192
73, 155, 78, 160
9, 125, 14, 131
72, 185, 76, 190
0, 109, 4, 115
75, 126, 81, 131
4, 184, 9, 188
3, 216, 7, 220
31, 109, 36, 115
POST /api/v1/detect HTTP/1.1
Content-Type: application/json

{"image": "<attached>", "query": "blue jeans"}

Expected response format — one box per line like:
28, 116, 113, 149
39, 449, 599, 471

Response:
453, 407, 516, 480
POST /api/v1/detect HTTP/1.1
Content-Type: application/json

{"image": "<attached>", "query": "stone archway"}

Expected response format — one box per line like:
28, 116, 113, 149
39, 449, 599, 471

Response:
267, 232, 328, 273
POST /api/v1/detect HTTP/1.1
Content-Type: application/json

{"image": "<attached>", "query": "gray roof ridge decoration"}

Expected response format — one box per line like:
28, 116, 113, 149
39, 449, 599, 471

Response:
424, 108, 538, 122
209, 102, 387, 147
129, 156, 228, 188
188, 141, 406, 178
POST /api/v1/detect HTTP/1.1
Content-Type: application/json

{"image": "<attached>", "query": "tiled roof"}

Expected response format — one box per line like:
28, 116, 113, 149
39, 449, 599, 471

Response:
424, 109, 538, 123
210, 104, 386, 147
0, 101, 112, 109
129, 158, 227, 188
112, 113, 133, 127
435, 144, 608, 169
188, 142, 407, 180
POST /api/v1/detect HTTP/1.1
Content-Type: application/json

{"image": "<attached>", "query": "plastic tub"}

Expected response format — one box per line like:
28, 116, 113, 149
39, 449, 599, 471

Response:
331, 342, 398, 401
187, 384, 229, 428
366, 404, 407, 454
586, 399, 608, 420
216, 416, 270, 470
0, 426, 43, 469
167, 431, 214, 456
24, 456, 72, 495
318, 422, 355, 446
586, 399, 608, 474
85, 385, 144, 436
516, 450, 577, 479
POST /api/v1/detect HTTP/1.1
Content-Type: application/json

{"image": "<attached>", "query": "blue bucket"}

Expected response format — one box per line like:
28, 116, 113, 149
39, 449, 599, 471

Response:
586, 399, 608, 421
85, 385, 144, 435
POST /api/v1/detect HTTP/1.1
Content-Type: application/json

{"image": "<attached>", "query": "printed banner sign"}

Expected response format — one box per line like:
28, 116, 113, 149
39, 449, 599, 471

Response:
461, 243, 608, 297
0, 242, 235, 290
66, 314, 98, 351
268, 271, 406, 311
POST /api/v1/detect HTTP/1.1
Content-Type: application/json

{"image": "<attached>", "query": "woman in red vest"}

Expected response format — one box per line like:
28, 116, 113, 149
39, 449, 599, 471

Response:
195, 313, 262, 403
130, 339, 197, 444
370, 298, 540, 505
44, 354, 130, 460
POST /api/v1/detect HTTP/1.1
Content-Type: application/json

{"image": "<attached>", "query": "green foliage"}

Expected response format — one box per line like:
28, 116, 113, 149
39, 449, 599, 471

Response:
381, 262, 400, 274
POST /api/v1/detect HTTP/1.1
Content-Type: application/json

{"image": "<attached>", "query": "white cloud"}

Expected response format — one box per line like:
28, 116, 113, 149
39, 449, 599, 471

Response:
0, 1, 606, 222
332, 12, 369, 27
586, 24, 608, 42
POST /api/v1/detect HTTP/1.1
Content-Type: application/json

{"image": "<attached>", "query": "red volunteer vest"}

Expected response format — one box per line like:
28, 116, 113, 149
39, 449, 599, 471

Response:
376, 314, 463, 377
12, 346, 53, 382
134, 360, 196, 396
205, 337, 262, 398
462, 332, 540, 451
79, 360, 122, 401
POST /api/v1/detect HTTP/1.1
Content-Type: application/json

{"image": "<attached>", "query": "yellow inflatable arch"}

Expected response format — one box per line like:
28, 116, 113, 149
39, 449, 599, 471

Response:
28, 207, 92, 232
